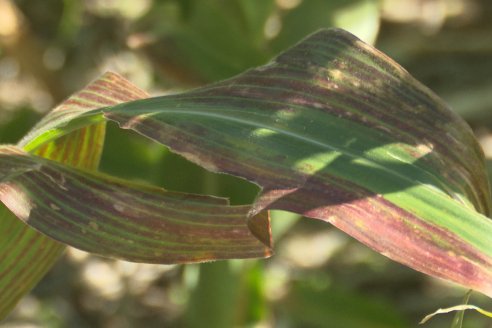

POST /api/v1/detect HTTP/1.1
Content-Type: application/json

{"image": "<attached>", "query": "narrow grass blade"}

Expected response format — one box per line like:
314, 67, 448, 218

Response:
451, 290, 473, 328
420, 303, 492, 325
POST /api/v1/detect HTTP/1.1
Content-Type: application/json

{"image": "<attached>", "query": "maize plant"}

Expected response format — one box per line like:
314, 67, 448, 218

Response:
1, 28, 492, 320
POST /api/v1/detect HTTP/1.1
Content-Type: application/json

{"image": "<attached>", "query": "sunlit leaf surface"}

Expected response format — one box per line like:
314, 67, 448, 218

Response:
104, 29, 492, 296
3, 28, 492, 302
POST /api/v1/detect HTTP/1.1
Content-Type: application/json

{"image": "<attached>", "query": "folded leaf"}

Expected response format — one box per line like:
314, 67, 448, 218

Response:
101, 29, 492, 296
0, 72, 148, 319
4, 28, 492, 297
0, 145, 271, 262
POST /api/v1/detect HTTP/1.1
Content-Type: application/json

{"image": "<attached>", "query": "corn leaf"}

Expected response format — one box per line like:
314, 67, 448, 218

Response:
0, 72, 147, 319
0, 145, 271, 263
3, 28, 492, 299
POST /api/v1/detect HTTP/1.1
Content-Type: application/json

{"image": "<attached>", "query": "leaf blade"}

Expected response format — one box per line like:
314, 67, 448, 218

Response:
100, 29, 492, 295
0, 145, 271, 263
5, 29, 492, 298
0, 72, 148, 319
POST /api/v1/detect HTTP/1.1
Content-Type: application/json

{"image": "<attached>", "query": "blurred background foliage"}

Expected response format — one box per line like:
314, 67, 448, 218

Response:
1, 0, 492, 327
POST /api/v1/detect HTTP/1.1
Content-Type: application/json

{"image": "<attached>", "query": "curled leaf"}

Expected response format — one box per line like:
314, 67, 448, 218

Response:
0, 145, 271, 263
2, 29, 492, 299
0, 72, 148, 319
102, 29, 492, 296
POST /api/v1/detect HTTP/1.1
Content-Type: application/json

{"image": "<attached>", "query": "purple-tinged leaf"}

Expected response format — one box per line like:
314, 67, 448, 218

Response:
3, 29, 492, 300
96, 29, 492, 296
0, 145, 271, 263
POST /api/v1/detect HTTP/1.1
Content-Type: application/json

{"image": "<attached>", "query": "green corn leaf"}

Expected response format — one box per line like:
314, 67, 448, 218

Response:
3, 28, 492, 300
0, 72, 148, 319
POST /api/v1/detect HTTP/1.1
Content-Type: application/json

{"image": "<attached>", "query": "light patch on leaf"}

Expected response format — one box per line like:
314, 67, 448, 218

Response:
274, 108, 299, 120
328, 68, 344, 81
354, 219, 366, 230
416, 142, 434, 157
293, 151, 339, 174
251, 128, 277, 138
49, 203, 60, 211
89, 221, 99, 231
113, 203, 125, 212
178, 151, 219, 173
0, 184, 33, 220
327, 215, 339, 225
